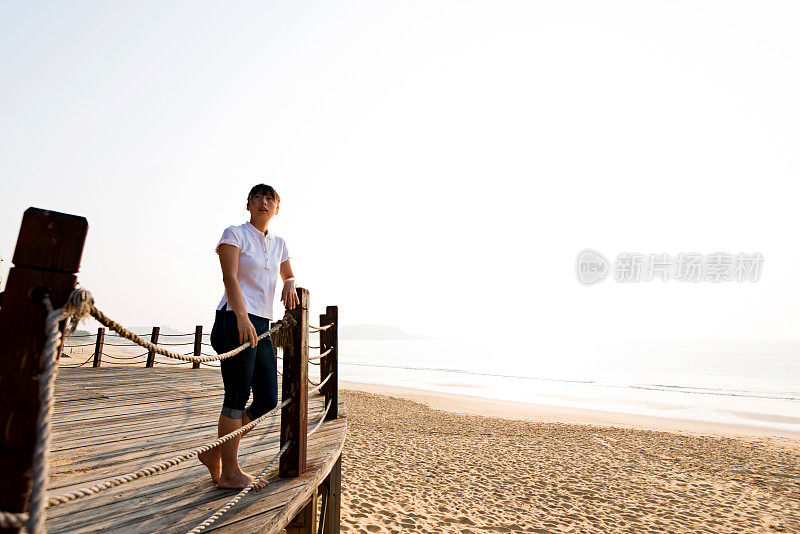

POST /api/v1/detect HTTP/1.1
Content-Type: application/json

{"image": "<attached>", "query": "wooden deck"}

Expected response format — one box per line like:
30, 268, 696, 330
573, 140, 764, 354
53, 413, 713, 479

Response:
45, 367, 346, 533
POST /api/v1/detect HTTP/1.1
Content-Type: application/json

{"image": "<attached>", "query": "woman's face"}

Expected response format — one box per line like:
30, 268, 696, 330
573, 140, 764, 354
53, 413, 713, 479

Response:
248, 193, 279, 217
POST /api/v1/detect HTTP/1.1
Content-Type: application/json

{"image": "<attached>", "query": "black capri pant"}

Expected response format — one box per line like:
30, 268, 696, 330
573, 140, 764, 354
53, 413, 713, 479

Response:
209, 310, 278, 420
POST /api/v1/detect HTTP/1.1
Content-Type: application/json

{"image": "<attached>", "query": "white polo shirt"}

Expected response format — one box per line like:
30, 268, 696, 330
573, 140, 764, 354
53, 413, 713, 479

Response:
216, 222, 291, 320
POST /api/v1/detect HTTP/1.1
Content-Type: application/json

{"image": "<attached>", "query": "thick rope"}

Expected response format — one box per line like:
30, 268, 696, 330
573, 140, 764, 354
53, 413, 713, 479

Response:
21, 296, 70, 534
308, 400, 332, 437
308, 323, 332, 332
0, 511, 28, 529
102, 352, 149, 360
47, 397, 291, 508
62, 289, 295, 363
308, 372, 333, 396
186, 441, 292, 534
308, 347, 332, 362
59, 353, 95, 368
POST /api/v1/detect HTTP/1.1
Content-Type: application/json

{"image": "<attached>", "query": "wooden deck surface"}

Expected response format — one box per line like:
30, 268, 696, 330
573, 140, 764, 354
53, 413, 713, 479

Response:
45, 367, 347, 533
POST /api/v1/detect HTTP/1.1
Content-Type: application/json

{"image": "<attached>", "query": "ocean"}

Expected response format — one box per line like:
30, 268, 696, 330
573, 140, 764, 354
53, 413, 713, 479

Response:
334, 338, 800, 433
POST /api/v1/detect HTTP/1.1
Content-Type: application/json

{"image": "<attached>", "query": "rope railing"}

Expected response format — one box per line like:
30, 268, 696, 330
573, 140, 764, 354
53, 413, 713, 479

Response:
1, 280, 341, 533
59, 354, 96, 368
2, 210, 345, 534
102, 352, 149, 361
308, 372, 333, 396
186, 399, 333, 533
46, 397, 291, 508
308, 347, 332, 362
186, 440, 292, 534
61, 289, 296, 364
0, 510, 28, 529
308, 400, 332, 437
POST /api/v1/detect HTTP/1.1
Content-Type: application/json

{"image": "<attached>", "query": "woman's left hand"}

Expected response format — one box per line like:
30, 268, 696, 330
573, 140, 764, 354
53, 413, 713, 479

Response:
281, 278, 299, 310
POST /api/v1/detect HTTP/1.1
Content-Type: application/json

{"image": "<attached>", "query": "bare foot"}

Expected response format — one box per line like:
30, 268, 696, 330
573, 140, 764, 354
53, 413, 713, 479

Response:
217, 470, 268, 490
198, 448, 221, 483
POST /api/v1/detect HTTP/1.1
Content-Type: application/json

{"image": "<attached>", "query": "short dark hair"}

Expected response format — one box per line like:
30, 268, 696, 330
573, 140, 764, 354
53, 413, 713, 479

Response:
247, 184, 280, 207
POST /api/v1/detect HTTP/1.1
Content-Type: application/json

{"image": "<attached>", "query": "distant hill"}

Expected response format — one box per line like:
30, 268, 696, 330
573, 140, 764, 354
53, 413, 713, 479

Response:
68, 329, 93, 337
340, 324, 433, 340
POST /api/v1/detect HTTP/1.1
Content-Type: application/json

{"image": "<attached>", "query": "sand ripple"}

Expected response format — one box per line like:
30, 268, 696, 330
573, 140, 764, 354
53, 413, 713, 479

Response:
338, 390, 800, 533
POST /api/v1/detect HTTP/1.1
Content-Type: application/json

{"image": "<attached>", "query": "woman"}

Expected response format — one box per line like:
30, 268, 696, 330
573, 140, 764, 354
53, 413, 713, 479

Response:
199, 184, 299, 489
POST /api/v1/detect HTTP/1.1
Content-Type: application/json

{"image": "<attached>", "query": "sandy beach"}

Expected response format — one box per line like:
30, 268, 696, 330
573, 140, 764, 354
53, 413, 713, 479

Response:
55, 354, 800, 532
338, 383, 800, 534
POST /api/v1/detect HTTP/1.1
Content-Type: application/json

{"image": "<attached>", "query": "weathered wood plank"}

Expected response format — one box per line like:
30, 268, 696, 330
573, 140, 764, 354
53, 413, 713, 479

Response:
45, 367, 346, 534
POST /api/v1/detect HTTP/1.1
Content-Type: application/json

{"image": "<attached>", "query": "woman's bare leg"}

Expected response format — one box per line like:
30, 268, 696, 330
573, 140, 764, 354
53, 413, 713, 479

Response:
216, 413, 267, 489
198, 414, 225, 483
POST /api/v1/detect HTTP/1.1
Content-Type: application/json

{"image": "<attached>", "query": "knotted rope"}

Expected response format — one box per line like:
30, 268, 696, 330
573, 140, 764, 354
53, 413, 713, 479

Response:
308, 323, 332, 332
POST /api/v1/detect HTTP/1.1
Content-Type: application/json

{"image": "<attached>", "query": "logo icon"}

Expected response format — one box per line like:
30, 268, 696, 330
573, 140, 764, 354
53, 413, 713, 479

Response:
576, 249, 609, 285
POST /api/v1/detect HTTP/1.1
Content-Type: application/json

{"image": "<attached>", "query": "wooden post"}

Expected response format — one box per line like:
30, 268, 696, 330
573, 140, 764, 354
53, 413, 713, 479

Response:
0, 208, 87, 532
146, 326, 159, 367
280, 287, 308, 478
321, 456, 342, 534
285, 494, 317, 534
192, 325, 202, 369
92, 327, 105, 367
320, 305, 338, 421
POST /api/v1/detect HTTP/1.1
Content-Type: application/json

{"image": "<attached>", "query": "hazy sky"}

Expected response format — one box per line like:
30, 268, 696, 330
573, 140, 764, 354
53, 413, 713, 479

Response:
2, 1, 800, 360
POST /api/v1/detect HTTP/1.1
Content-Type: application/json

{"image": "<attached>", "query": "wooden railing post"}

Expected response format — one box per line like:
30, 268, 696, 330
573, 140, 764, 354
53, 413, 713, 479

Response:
92, 327, 105, 367
192, 325, 202, 369
146, 326, 159, 367
280, 287, 309, 478
320, 305, 338, 421
321, 456, 342, 534
286, 494, 317, 534
0, 208, 87, 532
320, 304, 341, 533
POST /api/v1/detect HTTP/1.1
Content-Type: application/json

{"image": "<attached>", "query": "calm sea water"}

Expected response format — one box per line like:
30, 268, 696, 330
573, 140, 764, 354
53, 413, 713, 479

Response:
335, 339, 800, 433
63, 333, 800, 432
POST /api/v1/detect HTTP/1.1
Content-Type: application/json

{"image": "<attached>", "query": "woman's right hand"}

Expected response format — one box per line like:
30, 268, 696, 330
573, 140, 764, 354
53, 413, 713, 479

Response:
236, 314, 258, 348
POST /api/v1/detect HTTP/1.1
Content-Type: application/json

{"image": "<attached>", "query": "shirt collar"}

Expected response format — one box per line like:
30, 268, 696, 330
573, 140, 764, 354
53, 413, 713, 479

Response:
245, 221, 273, 239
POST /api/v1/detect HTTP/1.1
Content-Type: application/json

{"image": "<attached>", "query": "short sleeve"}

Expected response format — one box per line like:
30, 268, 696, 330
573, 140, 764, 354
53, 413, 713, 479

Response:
216, 226, 242, 254
280, 238, 290, 263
